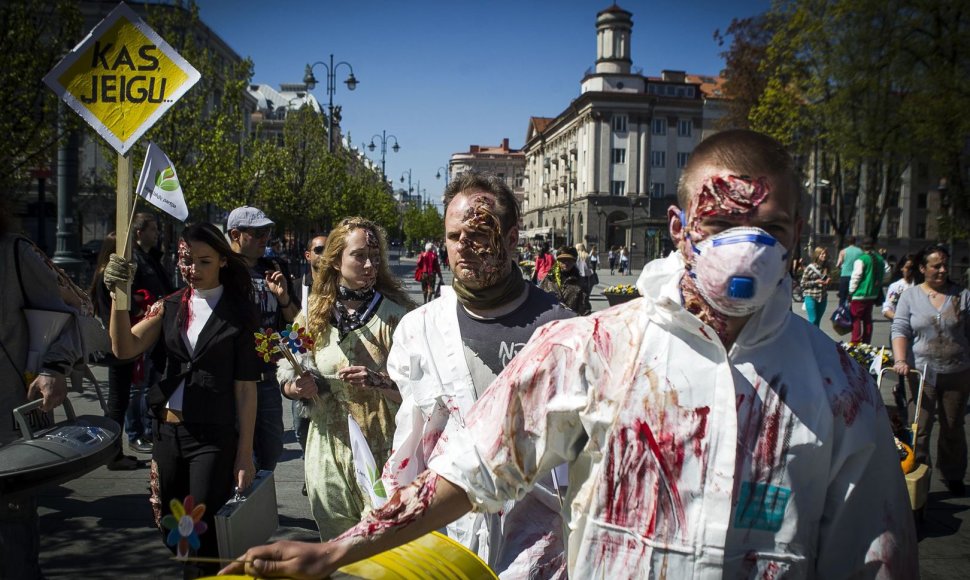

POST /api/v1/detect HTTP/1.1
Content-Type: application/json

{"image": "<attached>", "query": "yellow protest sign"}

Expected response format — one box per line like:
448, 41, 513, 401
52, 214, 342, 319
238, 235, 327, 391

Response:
43, 2, 200, 155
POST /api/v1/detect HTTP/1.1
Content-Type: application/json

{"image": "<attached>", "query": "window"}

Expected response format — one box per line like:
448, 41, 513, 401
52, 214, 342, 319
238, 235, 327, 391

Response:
677, 152, 690, 169
651, 151, 666, 168
515, 174, 524, 188
678, 119, 692, 137
612, 114, 628, 132
652, 118, 667, 135
611, 180, 626, 196
917, 192, 927, 209
612, 148, 627, 164
915, 221, 927, 239
651, 182, 665, 198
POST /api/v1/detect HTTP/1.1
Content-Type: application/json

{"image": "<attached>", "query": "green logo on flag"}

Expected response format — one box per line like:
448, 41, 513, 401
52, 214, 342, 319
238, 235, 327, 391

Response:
155, 166, 180, 192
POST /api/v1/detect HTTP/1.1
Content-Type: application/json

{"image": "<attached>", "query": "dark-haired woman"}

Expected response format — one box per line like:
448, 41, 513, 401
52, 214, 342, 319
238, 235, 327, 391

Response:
892, 244, 970, 496
278, 217, 413, 540
107, 223, 259, 577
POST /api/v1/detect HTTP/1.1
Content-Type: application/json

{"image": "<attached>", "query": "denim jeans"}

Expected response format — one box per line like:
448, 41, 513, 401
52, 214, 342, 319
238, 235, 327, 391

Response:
803, 296, 827, 327
0, 495, 41, 579
253, 377, 284, 471
125, 359, 156, 442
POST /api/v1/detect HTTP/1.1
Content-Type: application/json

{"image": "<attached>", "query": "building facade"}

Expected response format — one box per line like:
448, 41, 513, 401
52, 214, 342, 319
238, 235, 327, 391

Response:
448, 138, 526, 212
520, 5, 728, 267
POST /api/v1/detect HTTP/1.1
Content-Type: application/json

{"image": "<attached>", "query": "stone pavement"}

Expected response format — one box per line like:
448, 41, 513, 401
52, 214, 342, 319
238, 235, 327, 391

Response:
33, 258, 969, 578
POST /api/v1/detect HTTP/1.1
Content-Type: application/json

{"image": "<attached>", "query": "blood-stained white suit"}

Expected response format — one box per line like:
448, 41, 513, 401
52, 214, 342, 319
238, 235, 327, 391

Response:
382, 286, 567, 579
428, 252, 918, 579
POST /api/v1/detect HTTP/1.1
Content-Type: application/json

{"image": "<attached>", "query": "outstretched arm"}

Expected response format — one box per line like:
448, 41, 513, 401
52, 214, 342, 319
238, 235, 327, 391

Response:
220, 471, 471, 579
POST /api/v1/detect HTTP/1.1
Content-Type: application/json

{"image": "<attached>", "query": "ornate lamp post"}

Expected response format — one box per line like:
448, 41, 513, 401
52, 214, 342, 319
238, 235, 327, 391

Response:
367, 130, 400, 182
303, 54, 358, 153
435, 166, 449, 187
400, 169, 414, 204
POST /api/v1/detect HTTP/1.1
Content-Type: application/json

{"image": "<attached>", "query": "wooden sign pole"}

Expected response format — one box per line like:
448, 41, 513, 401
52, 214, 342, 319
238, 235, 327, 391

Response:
114, 152, 133, 311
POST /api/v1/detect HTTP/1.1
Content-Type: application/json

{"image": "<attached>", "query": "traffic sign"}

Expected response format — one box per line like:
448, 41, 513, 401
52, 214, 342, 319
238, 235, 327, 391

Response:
43, 2, 200, 155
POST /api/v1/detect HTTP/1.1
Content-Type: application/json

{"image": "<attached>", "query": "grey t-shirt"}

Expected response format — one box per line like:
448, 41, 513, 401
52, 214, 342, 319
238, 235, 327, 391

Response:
456, 284, 575, 397
891, 285, 970, 376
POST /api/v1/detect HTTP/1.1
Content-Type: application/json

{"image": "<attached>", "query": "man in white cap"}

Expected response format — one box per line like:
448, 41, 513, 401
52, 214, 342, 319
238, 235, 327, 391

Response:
227, 206, 297, 472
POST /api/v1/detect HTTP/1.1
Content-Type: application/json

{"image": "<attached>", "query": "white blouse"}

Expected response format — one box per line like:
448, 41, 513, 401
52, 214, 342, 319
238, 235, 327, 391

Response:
167, 285, 223, 411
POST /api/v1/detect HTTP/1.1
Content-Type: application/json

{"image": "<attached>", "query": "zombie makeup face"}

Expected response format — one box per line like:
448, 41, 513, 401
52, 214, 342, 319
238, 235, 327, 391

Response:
178, 239, 225, 290
670, 169, 799, 333
337, 228, 380, 290
445, 191, 514, 289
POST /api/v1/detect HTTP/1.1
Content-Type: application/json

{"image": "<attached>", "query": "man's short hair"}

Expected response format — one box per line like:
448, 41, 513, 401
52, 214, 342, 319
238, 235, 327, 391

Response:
677, 129, 802, 215
132, 212, 156, 233
443, 171, 520, 235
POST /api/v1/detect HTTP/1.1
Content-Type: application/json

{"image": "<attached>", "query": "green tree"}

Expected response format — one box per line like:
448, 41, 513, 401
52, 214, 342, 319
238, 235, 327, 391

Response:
0, 0, 82, 194
745, 0, 919, 245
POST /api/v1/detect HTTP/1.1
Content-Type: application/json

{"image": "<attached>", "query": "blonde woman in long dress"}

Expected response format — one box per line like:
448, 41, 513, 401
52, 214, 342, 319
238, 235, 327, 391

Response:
277, 217, 413, 539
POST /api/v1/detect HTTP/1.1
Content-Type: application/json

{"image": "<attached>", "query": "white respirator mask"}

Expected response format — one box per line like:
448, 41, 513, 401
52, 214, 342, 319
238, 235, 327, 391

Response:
688, 226, 789, 317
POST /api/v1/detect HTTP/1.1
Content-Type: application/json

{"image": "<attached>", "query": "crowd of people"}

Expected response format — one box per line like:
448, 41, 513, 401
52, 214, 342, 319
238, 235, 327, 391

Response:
5, 129, 970, 579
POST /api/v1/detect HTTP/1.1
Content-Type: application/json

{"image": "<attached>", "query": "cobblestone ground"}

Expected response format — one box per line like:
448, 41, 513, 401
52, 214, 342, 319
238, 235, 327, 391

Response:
34, 257, 970, 578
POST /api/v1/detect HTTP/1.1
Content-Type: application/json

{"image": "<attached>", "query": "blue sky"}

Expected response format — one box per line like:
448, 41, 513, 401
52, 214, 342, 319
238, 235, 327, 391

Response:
196, 0, 769, 207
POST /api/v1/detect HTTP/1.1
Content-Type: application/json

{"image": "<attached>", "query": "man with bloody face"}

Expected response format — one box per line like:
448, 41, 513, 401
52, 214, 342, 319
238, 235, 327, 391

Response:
225, 131, 916, 579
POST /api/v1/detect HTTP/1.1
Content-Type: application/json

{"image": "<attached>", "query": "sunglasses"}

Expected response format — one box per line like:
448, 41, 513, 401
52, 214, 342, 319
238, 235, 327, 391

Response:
312, 246, 325, 255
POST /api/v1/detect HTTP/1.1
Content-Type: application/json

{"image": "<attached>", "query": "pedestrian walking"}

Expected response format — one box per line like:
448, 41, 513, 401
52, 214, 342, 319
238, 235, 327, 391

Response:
836, 236, 862, 307
882, 254, 918, 321
574, 242, 594, 294
618, 245, 629, 275
107, 222, 259, 578
227, 206, 298, 472
541, 246, 592, 315
381, 172, 574, 578
225, 129, 916, 580
589, 245, 599, 271
89, 233, 148, 470
608, 245, 617, 275
799, 246, 831, 327
848, 237, 888, 344
414, 242, 443, 304
278, 217, 413, 540
892, 244, 970, 496
292, 234, 328, 493
533, 242, 554, 284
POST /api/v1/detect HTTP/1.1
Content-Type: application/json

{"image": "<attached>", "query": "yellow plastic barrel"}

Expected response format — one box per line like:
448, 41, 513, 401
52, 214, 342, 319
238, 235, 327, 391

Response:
333, 531, 497, 579
203, 531, 496, 579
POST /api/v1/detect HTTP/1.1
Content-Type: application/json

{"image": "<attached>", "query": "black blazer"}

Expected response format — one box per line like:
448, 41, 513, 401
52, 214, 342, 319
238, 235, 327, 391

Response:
148, 289, 260, 425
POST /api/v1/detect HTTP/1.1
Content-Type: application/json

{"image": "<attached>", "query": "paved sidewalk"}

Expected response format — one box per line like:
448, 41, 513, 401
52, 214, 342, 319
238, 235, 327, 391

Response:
33, 261, 969, 578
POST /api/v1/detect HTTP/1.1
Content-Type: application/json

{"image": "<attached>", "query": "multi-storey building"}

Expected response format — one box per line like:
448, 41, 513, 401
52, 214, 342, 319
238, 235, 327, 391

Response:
448, 138, 525, 213
520, 4, 728, 268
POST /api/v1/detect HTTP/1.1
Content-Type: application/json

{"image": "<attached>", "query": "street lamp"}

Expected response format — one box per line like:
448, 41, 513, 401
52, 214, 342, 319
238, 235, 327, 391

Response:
367, 130, 400, 182
303, 54, 358, 153
435, 166, 449, 186
400, 169, 413, 203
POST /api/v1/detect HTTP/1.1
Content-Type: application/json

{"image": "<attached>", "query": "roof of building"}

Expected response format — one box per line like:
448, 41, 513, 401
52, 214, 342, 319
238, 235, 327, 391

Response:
247, 84, 322, 114
686, 74, 729, 100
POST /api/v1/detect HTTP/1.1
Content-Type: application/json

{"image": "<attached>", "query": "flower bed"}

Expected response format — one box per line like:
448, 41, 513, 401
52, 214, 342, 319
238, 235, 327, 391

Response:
840, 342, 892, 370
602, 284, 640, 306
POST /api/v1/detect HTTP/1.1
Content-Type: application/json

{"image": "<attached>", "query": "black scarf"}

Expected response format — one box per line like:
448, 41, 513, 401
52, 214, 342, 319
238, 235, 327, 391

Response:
452, 262, 526, 310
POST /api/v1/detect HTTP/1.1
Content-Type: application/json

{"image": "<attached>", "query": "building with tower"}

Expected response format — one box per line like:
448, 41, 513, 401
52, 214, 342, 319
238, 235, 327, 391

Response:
519, 4, 728, 268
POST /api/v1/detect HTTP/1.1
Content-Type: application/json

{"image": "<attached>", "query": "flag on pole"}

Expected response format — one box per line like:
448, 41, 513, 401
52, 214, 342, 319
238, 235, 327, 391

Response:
136, 142, 189, 221
347, 414, 387, 508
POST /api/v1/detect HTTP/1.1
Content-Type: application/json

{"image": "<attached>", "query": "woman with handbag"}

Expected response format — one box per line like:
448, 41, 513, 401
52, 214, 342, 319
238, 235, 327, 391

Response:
106, 223, 259, 578
800, 247, 831, 327
278, 217, 413, 540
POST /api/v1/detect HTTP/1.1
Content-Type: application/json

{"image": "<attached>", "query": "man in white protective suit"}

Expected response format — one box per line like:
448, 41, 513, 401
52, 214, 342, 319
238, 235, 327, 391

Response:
382, 170, 574, 578
224, 129, 917, 580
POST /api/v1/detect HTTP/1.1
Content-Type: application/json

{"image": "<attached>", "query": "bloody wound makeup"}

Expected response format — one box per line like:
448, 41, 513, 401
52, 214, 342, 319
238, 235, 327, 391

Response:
456, 194, 510, 287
